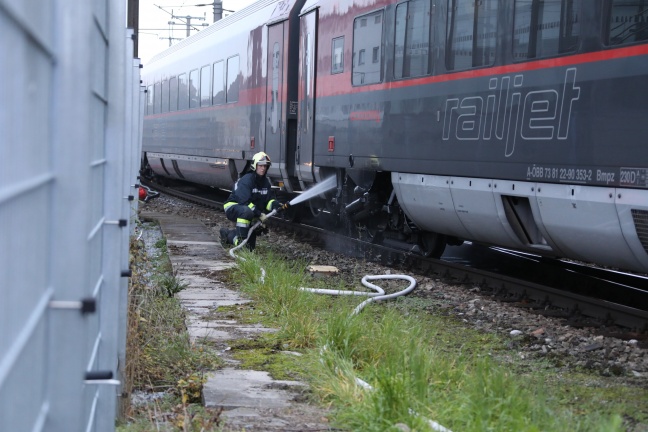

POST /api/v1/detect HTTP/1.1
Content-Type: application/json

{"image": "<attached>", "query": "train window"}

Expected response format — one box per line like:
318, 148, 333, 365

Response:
178, 73, 189, 110
169, 77, 178, 111
332, 36, 344, 74
607, 0, 648, 46
212, 60, 225, 105
161, 79, 169, 113
200, 65, 211, 107
446, 0, 498, 70
154, 82, 162, 114
189, 69, 199, 108
146, 85, 153, 114
513, 0, 581, 61
394, 0, 432, 79
353, 10, 384, 85
226, 55, 240, 103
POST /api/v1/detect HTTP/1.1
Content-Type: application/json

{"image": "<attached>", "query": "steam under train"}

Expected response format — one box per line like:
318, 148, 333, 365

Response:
141, 0, 648, 273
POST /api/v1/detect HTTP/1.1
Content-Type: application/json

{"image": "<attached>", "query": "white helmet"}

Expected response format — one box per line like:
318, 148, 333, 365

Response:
251, 152, 271, 169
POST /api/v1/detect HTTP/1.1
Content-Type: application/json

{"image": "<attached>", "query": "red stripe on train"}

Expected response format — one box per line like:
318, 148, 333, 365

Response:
317, 44, 648, 96
145, 44, 648, 119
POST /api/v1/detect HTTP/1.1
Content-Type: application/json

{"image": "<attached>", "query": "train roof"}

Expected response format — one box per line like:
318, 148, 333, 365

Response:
148, 0, 301, 64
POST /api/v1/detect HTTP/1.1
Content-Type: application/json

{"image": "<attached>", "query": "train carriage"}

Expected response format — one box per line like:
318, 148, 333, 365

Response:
142, 0, 307, 189
142, 0, 648, 273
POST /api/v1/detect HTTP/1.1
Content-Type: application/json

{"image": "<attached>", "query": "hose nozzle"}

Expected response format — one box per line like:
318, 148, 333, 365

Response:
280, 202, 291, 212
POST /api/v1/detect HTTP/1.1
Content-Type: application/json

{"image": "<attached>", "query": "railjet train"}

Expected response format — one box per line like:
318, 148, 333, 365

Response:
142, 0, 648, 273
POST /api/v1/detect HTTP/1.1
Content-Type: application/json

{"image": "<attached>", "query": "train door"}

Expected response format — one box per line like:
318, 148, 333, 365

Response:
265, 22, 290, 189
296, 9, 318, 188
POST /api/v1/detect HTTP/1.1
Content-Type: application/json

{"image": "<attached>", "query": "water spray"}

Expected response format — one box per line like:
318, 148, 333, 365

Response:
288, 175, 337, 207
229, 176, 337, 258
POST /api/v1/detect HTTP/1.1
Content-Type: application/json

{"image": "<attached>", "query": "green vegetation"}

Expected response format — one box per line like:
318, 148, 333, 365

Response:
120, 227, 646, 431
158, 271, 189, 298
228, 248, 645, 432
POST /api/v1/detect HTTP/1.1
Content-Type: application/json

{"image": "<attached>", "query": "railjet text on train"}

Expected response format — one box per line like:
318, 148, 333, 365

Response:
443, 68, 580, 157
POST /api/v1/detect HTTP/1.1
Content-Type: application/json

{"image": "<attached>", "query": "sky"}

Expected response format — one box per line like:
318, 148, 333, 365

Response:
138, 0, 259, 65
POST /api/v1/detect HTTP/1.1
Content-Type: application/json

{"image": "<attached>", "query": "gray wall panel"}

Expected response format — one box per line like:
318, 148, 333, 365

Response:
0, 0, 142, 430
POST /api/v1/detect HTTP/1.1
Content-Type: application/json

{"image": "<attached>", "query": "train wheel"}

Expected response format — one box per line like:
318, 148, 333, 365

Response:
418, 232, 446, 258
308, 200, 323, 217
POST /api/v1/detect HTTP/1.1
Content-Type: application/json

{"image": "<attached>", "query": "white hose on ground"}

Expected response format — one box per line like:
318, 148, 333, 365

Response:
228, 209, 415, 315
301, 274, 417, 315
226, 208, 452, 432
140, 184, 160, 201
229, 209, 278, 259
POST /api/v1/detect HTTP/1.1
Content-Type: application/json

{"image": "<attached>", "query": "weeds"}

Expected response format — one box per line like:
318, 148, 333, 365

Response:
158, 270, 189, 297
122, 228, 641, 431
230, 250, 632, 432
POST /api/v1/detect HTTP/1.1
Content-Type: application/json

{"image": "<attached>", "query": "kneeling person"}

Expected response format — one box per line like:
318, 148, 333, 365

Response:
220, 152, 284, 250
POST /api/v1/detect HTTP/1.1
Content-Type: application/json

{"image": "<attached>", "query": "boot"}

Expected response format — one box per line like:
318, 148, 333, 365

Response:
220, 227, 237, 246
219, 227, 230, 245
229, 225, 248, 247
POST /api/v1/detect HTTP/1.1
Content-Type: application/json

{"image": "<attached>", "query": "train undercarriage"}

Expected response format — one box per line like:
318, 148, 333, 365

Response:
294, 169, 460, 259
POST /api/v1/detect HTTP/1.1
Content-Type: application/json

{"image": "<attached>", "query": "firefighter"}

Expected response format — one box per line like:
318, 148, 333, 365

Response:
220, 152, 284, 250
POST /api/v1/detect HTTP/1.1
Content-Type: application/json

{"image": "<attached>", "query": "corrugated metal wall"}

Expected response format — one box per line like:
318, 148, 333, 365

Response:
0, 0, 142, 430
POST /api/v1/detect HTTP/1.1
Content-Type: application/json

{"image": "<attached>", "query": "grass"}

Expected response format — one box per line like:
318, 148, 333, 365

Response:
120, 226, 646, 431
227, 248, 644, 432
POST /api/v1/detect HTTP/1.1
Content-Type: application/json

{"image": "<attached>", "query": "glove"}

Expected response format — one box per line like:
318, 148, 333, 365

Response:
259, 213, 268, 223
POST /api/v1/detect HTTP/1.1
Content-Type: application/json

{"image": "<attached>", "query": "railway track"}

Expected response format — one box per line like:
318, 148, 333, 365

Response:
141, 179, 648, 333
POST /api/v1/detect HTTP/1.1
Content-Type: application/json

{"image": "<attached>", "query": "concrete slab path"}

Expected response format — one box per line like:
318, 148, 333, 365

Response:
139, 212, 331, 431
